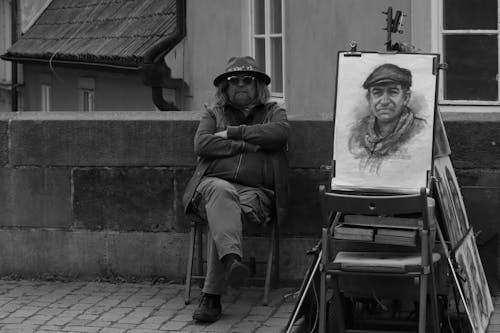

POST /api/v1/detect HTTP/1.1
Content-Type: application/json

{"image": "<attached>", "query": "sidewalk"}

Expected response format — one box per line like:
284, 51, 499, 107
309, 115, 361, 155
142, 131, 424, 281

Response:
0, 280, 297, 333
0, 279, 498, 333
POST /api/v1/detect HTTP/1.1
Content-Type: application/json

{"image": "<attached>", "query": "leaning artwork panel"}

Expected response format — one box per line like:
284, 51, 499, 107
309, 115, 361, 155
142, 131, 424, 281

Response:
332, 52, 438, 193
454, 231, 493, 333
433, 155, 470, 249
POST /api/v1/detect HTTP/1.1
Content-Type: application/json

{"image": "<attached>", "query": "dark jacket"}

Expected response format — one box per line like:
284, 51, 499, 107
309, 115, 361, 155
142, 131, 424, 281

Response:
182, 102, 290, 227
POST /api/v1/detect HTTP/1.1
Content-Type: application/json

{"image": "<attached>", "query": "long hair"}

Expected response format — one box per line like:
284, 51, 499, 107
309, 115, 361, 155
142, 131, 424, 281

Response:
212, 78, 271, 108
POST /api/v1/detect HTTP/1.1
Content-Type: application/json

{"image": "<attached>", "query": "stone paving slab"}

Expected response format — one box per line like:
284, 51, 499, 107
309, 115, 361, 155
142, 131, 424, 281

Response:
0, 280, 297, 333
0, 280, 499, 333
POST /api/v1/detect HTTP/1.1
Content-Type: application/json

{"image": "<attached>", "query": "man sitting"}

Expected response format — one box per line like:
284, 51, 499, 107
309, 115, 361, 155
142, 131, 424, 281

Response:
182, 56, 290, 322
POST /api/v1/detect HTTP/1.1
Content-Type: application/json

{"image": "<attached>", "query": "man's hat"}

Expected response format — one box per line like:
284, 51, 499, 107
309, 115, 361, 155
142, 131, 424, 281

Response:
213, 56, 271, 86
362, 63, 412, 89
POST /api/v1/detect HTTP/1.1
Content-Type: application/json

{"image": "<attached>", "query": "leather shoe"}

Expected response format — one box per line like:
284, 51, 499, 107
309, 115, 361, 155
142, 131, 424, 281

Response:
226, 258, 250, 289
192, 293, 222, 322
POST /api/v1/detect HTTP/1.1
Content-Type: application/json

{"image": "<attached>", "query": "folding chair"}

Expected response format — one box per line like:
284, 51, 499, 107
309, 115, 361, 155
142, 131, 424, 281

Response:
184, 213, 279, 306
318, 186, 442, 333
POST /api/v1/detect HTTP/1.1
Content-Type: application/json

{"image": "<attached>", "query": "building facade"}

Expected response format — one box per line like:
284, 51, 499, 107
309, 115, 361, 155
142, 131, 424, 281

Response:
4, 1, 498, 118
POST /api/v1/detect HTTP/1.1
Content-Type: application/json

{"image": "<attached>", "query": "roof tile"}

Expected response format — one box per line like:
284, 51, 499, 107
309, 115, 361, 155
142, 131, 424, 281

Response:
5, 0, 181, 67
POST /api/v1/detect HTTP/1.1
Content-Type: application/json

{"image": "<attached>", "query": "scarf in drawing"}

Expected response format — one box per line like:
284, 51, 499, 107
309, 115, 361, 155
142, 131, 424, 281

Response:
363, 108, 415, 157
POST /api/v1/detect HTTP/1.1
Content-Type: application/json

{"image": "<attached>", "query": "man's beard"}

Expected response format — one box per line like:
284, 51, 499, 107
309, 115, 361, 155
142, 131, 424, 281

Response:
230, 92, 254, 106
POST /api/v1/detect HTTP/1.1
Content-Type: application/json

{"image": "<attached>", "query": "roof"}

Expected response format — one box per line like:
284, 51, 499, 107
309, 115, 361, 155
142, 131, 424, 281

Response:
4, 0, 183, 68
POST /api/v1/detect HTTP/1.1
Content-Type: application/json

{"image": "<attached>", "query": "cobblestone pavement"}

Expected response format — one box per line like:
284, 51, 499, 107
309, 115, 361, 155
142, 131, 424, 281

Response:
1, 279, 500, 333
0, 280, 297, 333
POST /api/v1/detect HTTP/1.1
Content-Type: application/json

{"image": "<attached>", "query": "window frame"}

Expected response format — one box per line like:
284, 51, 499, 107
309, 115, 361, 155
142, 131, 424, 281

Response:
0, 0, 12, 86
41, 84, 51, 112
80, 89, 95, 112
248, 0, 286, 101
79, 77, 96, 111
436, 0, 500, 106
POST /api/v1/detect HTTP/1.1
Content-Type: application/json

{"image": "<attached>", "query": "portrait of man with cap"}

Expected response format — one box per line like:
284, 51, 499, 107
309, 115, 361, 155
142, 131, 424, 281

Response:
182, 56, 290, 322
348, 63, 427, 173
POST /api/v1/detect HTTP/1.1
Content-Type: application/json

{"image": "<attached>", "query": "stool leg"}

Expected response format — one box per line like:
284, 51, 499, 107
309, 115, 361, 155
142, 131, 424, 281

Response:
184, 223, 197, 305
263, 229, 275, 306
418, 274, 428, 333
199, 225, 208, 288
197, 224, 204, 279
319, 270, 327, 333
429, 267, 440, 333
332, 275, 346, 333
273, 223, 280, 288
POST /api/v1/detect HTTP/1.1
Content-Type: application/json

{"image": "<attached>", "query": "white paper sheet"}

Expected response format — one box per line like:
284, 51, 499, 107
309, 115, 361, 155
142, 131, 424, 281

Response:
332, 53, 438, 193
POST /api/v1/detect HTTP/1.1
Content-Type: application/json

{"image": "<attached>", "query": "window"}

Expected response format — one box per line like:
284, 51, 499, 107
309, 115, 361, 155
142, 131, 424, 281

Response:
0, 0, 12, 85
81, 89, 95, 112
250, 0, 285, 98
41, 84, 51, 111
439, 0, 499, 105
79, 77, 95, 111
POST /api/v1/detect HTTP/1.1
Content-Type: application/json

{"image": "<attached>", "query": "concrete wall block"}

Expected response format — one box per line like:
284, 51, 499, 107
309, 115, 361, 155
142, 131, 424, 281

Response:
446, 121, 500, 169
0, 167, 72, 228
454, 170, 500, 250
0, 119, 8, 166
173, 167, 196, 232
0, 229, 317, 281
70, 166, 331, 235
105, 232, 189, 279
6, 114, 500, 170
0, 229, 189, 280
478, 234, 499, 293
10, 117, 198, 167
288, 120, 333, 168
73, 167, 176, 232
286, 168, 331, 236
456, 169, 500, 187
9, 120, 44, 166
0, 229, 106, 278
462, 187, 500, 245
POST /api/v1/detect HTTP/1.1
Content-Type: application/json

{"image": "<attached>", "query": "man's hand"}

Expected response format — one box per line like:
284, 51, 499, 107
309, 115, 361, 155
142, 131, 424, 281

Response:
214, 130, 228, 139
214, 130, 261, 152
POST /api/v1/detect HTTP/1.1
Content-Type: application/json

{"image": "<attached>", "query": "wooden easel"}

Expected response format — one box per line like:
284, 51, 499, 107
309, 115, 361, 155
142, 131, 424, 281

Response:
285, 7, 492, 331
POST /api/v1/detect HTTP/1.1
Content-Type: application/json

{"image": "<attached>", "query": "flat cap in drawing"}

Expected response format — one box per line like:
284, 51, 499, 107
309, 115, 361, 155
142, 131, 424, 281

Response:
362, 63, 412, 89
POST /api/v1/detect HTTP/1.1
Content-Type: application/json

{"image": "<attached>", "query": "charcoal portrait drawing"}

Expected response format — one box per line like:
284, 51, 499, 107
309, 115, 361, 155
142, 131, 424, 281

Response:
348, 63, 426, 174
332, 53, 437, 192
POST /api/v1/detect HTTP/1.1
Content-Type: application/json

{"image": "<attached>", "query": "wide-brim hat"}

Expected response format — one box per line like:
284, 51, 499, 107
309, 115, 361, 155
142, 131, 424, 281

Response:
213, 56, 271, 86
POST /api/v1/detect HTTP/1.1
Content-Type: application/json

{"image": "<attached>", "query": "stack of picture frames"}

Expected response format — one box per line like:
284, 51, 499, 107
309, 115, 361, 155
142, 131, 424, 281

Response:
433, 112, 494, 333
329, 51, 493, 333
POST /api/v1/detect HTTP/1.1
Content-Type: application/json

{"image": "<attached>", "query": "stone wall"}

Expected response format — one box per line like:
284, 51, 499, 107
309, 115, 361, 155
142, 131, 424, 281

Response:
0, 112, 498, 288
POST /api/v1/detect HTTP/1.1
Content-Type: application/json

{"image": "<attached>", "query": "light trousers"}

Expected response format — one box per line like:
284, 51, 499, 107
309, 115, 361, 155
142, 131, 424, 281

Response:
195, 177, 271, 295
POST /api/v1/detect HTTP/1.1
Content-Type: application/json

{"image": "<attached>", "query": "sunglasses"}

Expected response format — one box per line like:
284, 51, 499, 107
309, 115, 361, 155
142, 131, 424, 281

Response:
227, 75, 256, 86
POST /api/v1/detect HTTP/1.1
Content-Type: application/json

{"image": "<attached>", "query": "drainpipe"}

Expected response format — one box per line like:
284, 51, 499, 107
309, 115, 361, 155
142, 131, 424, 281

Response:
11, 0, 19, 111
141, 0, 186, 111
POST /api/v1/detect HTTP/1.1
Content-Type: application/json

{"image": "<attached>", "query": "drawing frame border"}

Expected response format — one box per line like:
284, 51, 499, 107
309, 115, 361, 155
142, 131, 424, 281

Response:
331, 51, 440, 194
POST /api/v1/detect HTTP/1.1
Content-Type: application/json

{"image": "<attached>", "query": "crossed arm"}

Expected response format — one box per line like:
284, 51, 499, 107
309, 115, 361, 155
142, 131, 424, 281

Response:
194, 107, 290, 159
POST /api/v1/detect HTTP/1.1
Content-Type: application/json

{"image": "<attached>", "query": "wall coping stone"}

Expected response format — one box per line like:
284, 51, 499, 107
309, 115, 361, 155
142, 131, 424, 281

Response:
442, 111, 500, 122
0, 109, 497, 122
0, 111, 497, 169
1, 111, 202, 121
